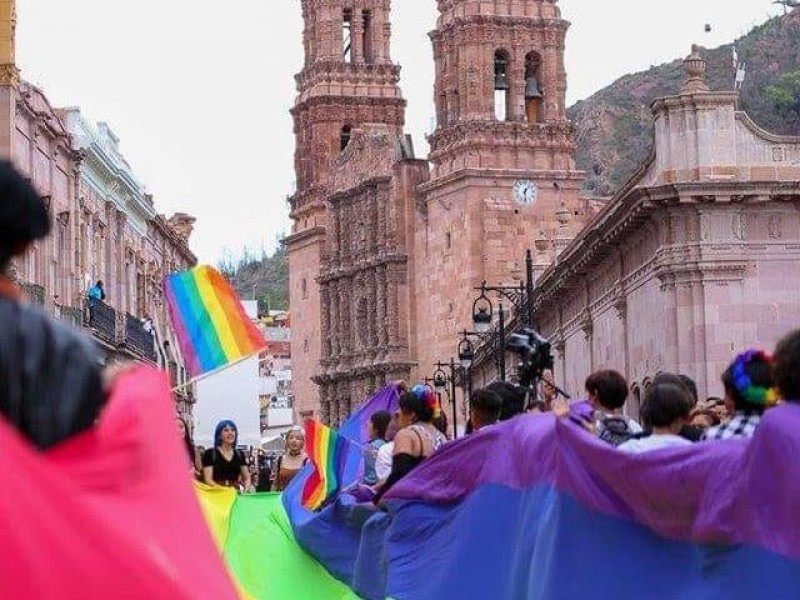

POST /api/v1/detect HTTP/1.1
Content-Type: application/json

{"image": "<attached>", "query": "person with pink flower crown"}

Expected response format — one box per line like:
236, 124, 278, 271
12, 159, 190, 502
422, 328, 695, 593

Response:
375, 384, 447, 502
702, 350, 778, 441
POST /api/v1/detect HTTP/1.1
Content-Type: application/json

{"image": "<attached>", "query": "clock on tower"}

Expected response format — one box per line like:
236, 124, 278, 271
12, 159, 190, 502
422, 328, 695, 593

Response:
513, 179, 538, 206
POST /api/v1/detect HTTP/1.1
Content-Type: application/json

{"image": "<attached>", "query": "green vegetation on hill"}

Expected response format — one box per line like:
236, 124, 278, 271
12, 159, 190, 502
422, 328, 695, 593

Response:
218, 243, 288, 314
568, 9, 800, 196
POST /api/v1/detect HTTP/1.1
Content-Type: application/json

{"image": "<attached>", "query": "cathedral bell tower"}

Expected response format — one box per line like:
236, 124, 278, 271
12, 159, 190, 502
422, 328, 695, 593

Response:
286, 0, 406, 418
414, 0, 586, 376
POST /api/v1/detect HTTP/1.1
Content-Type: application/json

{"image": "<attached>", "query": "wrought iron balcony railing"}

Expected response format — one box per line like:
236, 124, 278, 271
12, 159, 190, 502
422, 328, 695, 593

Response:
124, 313, 156, 362
87, 299, 117, 344
20, 282, 45, 306
55, 304, 83, 328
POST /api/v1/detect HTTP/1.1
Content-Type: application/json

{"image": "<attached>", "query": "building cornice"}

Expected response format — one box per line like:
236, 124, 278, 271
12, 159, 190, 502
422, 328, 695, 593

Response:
284, 226, 327, 249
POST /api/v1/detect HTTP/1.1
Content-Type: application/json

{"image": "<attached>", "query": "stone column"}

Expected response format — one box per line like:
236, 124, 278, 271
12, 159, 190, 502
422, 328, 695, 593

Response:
0, 0, 19, 152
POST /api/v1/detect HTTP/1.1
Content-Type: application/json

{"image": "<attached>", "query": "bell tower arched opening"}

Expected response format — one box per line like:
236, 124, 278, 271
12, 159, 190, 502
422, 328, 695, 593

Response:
494, 50, 511, 122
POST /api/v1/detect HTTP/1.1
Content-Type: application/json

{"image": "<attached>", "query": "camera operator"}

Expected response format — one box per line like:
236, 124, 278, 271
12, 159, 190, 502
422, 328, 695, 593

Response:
507, 328, 570, 413
527, 370, 558, 414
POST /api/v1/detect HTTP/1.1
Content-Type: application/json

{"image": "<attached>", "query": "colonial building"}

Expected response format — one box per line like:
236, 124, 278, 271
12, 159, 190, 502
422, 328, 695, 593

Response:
529, 48, 800, 409
0, 0, 197, 410
287, 0, 596, 424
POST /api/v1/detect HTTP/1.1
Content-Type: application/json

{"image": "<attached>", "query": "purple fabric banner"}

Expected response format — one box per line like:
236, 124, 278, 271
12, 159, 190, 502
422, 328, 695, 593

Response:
387, 402, 800, 560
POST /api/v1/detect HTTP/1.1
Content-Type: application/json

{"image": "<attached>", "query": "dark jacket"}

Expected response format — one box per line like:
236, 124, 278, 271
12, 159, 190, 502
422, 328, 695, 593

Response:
0, 294, 105, 449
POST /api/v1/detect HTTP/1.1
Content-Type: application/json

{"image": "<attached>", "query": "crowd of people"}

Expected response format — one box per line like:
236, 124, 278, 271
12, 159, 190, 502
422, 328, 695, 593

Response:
348, 330, 800, 501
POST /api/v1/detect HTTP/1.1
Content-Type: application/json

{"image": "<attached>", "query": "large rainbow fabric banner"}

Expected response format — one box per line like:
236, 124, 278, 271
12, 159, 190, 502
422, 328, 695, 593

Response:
301, 420, 350, 511
163, 265, 266, 378
196, 487, 362, 600
0, 368, 241, 599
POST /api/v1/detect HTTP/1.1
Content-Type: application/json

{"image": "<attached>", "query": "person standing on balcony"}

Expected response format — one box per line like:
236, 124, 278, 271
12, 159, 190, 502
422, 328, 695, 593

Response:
0, 160, 105, 449
86, 280, 105, 315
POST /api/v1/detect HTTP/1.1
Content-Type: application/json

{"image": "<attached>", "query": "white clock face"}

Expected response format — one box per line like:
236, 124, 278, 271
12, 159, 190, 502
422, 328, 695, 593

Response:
513, 179, 538, 206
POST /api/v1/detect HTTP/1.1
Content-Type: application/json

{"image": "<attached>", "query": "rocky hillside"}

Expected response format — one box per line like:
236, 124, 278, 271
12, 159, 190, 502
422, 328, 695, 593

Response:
569, 8, 800, 196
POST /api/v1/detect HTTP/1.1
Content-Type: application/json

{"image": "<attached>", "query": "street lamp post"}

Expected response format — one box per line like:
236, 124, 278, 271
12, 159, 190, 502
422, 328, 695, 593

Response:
457, 329, 486, 404
433, 361, 459, 440
497, 303, 506, 381
469, 248, 536, 381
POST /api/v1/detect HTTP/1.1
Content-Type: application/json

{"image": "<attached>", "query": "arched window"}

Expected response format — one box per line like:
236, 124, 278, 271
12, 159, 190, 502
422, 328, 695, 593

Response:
439, 93, 448, 127
362, 10, 373, 63
524, 52, 543, 124
493, 50, 511, 121
340, 125, 352, 151
342, 8, 353, 63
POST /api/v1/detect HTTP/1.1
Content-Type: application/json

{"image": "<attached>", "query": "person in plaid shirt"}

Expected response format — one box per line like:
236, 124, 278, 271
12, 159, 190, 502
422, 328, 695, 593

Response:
702, 350, 778, 441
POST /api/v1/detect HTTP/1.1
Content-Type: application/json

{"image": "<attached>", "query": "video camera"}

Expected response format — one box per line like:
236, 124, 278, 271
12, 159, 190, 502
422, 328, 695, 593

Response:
506, 328, 554, 389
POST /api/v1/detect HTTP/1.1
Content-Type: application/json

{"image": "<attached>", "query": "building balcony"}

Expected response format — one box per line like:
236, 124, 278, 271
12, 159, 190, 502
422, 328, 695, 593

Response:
20, 282, 45, 306
123, 313, 157, 363
87, 299, 117, 345
55, 304, 83, 329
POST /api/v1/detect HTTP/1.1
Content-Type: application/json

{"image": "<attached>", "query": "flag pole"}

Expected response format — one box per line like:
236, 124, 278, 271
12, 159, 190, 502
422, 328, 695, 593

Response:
170, 347, 267, 393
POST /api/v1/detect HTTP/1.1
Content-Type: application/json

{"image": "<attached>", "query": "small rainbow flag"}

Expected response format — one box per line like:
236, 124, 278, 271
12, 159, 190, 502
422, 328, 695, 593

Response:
163, 265, 266, 379
301, 420, 350, 511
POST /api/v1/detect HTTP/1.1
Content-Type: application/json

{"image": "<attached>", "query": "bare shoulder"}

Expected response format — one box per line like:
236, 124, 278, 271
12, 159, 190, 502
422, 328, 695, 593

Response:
393, 428, 419, 454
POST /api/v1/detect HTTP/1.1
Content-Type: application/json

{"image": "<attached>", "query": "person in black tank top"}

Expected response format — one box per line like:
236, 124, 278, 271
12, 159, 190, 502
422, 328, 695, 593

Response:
201, 419, 251, 491
376, 386, 446, 502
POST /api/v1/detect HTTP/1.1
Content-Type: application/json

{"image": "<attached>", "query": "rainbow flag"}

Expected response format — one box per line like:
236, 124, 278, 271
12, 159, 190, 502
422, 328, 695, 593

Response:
301, 420, 350, 511
163, 265, 266, 378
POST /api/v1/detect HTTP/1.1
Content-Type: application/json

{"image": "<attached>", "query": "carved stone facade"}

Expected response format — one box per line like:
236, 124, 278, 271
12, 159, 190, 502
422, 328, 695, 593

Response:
316, 126, 426, 425
286, 0, 408, 422
528, 48, 800, 414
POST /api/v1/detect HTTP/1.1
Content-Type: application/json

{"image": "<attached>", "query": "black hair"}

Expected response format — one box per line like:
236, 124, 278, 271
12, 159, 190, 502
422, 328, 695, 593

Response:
653, 372, 695, 407
370, 410, 392, 440
585, 370, 628, 410
0, 160, 50, 270
398, 391, 434, 422
775, 329, 800, 402
721, 356, 775, 412
470, 388, 503, 426
678, 375, 698, 405
483, 380, 526, 421
641, 383, 692, 428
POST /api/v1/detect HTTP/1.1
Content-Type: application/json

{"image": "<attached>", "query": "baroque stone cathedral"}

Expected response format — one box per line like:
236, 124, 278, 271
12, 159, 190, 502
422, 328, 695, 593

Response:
286, 0, 593, 424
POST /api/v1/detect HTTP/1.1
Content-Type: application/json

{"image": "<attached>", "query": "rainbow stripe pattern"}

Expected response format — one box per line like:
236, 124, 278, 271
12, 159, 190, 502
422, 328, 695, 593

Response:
301, 420, 350, 511
163, 265, 266, 378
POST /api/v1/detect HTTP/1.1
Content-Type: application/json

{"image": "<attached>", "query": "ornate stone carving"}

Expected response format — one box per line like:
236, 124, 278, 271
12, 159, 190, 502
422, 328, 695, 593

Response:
731, 212, 747, 241
767, 214, 782, 240
167, 212, 196, 241
682, 45, 710, 94
0, 63, 19, 86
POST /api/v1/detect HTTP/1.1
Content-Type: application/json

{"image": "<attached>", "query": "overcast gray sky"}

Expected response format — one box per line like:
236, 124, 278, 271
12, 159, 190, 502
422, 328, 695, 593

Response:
16, 1, 781, 263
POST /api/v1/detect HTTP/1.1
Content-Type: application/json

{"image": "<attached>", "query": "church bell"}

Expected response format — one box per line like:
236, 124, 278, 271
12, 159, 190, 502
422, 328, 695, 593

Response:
494, 72, 510, 91
525, 75, 543, 99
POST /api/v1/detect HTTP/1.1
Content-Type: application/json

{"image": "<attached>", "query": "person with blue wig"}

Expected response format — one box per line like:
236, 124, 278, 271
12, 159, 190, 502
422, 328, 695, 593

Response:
201, 420, 252, 492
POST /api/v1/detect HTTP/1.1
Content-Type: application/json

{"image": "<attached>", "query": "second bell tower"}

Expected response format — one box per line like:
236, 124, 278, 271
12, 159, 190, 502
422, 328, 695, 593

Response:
415, 0, 587, 378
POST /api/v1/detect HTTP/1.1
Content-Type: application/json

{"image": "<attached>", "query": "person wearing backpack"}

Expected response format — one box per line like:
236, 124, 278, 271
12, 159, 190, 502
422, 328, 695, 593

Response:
585, 370, 642, 446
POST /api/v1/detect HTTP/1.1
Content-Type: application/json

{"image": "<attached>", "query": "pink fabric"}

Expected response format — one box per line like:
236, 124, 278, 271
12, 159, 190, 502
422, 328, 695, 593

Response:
0, 367, 239, 599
